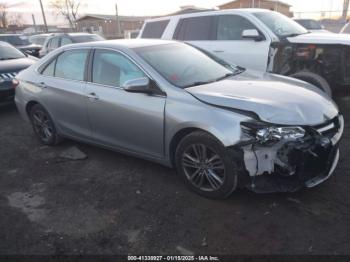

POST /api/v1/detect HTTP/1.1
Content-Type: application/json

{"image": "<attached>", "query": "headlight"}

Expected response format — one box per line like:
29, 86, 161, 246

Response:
241, 122, 305, 144
256, 126, 305, 143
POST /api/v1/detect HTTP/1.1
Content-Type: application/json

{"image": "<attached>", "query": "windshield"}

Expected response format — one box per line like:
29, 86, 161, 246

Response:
254, 12, 308, 38
0, 35, 31, 46
134, 43, 237, 88
29, 36, 47, 45
0, 44, 25, 60
341, 23, 350, 34
295, 20, 322, 30
72, 34, 104, 43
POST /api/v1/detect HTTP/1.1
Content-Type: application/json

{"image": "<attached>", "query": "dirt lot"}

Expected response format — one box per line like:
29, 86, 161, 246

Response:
0, 95, 350, 256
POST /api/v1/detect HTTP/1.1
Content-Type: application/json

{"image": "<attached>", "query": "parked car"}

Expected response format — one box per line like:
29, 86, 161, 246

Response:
294, 19, 330, 33
15, 40, 343, 198
139, 9, 350, 95
0, 34, 41, 57
39, 32, 104, 57
0, 41, 37, 105
340, 22, 350, 34
28, 33, 51, 48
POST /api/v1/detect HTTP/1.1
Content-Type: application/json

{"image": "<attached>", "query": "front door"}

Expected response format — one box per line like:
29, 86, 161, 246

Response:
85, 49, 166, 158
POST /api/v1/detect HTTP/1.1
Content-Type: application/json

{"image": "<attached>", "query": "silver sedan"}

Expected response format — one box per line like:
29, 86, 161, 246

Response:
14, 39, 343, 198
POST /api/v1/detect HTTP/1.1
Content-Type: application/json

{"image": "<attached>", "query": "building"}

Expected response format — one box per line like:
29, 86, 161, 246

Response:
167, 5, 215, 16
76, 14, 149, 39
218, 0, 293, 17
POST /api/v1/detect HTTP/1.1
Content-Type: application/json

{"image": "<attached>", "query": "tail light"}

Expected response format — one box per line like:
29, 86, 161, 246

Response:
12, 79, 19, 89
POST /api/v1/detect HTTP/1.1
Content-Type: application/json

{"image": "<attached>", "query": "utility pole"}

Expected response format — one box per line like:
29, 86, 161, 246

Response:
38, 0, 48, 33
342, 0, 350, 23
252, 0, 255, 8
32, 14, 37, 33
115, 3, 121, 38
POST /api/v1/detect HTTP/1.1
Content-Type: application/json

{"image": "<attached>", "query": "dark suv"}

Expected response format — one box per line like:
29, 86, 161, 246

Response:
39, 33, 104, 57
0, 34, 41, 57
0, 41, 37, 105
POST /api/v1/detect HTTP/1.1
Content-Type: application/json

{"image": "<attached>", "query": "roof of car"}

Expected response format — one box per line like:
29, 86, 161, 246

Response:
144, 8, 272, 21
29, 33, 52, 38
65, 39, 177, 49
0, 34, 21, 37
67, 32, 99, 36
0, 41, 11, 47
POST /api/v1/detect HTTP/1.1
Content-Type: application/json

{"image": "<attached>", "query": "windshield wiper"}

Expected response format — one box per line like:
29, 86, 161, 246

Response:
183, 80, 215, 88
0, 57, 19, 60
215, 72, 235, 81
284, 32, 310, 38
183, 73, 236, 88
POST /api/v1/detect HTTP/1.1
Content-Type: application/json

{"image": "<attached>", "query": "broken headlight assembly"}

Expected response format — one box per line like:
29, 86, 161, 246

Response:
241, 122, 305, 144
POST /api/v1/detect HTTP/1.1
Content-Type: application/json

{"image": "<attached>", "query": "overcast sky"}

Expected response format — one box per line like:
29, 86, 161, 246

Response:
0, 0, 347, 25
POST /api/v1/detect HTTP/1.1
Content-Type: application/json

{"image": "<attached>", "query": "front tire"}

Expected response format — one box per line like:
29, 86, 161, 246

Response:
175, 131, 238, 199
29, 104, 61, 146
290, 71, 332, 97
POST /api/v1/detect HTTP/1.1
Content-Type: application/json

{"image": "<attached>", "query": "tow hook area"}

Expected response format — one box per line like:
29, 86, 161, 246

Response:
237, 125, 340, 193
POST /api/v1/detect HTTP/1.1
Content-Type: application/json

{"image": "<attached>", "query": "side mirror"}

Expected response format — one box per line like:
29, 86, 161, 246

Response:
242, 29, 264, 41
123, 77, 152, 94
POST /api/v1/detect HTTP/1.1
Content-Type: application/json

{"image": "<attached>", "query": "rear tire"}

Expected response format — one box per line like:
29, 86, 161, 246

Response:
29, 104, 61, 146
175, 131, 238, 199
290, 71, 332, 97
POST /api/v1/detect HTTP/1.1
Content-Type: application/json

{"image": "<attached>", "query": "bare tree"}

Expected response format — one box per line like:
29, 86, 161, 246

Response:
0, 3, 7, 28
8, 13, 23, 26
51, 0, 81, 31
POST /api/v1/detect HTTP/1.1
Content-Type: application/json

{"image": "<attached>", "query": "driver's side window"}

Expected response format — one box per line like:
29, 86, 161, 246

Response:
92, 49, 145, 87
217, 15, 259, 40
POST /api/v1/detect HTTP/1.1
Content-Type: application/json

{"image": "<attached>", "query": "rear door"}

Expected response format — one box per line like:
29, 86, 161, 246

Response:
85, 49, 166, 158
36, 49, 91, 139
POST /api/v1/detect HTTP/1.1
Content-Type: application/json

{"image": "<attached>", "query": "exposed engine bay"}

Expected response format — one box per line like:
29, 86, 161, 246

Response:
235, 115, 344, 193
270, 41, 350, 86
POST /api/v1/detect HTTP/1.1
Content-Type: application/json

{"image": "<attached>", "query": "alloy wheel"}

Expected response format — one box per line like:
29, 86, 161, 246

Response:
32, 110, 53, 142
182, 144, 226, 192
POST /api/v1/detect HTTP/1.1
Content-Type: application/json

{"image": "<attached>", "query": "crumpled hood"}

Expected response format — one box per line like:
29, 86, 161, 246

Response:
288, 32, 350, 45
186, 70, 339, 126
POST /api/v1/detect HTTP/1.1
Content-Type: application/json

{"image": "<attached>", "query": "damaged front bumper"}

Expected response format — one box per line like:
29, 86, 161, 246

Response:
237, 115, 344, 193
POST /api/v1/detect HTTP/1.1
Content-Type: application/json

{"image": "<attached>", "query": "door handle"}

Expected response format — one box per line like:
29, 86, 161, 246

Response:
213, 50, 224, 53
38, 82, 47, 88
87, 92, 99, 100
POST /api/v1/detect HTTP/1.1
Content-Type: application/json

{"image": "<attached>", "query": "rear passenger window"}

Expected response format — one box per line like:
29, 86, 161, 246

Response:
174, 16, 214, 41
92, 50, 145, 87
141, 20, 169, 38
55, 50, 88, 81
217, 15, 259, 40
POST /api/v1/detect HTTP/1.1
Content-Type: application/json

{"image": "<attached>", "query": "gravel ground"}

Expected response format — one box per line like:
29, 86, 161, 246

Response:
0, 95, 349, 256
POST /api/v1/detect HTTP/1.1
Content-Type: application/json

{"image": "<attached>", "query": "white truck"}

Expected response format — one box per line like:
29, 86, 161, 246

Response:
139, 8, 350, 96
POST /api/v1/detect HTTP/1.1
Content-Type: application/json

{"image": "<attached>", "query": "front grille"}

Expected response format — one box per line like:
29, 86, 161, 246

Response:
0, 72, 18, 81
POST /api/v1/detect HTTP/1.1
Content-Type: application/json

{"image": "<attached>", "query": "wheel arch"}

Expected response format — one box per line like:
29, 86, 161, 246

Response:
168, 126, 228, 168
25, 100, 40, 117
